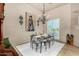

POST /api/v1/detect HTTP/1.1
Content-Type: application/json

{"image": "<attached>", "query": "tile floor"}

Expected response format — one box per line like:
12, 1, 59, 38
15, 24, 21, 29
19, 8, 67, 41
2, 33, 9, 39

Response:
16, 41, 65, 56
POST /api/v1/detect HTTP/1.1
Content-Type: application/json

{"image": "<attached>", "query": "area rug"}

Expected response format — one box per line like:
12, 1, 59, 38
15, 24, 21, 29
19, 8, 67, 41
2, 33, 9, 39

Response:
16, 41, 65, 56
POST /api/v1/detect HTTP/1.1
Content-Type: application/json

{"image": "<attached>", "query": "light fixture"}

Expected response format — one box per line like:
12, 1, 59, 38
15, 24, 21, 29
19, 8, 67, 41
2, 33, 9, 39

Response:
37, 3, 46, 26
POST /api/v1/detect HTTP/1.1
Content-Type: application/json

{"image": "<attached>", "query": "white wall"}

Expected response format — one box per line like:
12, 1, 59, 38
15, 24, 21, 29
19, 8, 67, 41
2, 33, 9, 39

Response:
3, 3, 41, 46
45, 4, 71, 42
71, 4, 79, 47
4, 3, 77, 47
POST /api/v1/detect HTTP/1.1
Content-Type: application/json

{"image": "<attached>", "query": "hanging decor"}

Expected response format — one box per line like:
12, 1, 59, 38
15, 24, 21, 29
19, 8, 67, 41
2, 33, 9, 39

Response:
19, 15, 23, 25
27, 15, 34, 31
25, 12, 35, 31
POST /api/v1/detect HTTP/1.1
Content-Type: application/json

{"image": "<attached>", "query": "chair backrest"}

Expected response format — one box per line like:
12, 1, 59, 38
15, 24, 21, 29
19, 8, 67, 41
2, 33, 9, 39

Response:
31, 33, 37, 40
48, 33, 54, 37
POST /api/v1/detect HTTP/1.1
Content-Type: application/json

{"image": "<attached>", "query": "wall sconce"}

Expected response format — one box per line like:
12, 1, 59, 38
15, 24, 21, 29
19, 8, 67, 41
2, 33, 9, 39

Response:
19, 15, 23, 25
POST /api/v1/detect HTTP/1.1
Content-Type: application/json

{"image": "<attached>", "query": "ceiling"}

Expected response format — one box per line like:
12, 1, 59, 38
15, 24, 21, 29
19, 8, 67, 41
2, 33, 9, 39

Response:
28, 3, 65, 12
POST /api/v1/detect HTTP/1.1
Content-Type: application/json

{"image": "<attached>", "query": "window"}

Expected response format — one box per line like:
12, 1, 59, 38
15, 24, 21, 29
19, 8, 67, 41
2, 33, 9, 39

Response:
47, 18, 60, 40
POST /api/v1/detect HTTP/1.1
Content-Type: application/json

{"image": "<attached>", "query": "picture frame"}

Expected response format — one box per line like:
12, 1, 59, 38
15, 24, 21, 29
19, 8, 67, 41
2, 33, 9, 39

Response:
25, 12, 36, 31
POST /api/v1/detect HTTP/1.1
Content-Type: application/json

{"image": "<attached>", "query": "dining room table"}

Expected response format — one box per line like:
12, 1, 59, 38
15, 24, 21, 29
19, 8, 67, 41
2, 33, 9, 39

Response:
30, 33, 54, 53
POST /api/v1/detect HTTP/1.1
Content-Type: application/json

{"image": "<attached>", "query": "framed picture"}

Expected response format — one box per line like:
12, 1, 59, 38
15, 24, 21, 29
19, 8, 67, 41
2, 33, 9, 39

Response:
25, 12, 36, 31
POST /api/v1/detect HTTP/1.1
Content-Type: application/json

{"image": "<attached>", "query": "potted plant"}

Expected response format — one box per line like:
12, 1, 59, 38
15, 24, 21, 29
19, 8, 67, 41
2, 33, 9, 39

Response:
3, 38, 11, 48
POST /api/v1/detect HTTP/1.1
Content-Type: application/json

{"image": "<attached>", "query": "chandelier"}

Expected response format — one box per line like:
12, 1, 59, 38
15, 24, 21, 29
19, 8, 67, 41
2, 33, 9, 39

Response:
37, 3, 46, 26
